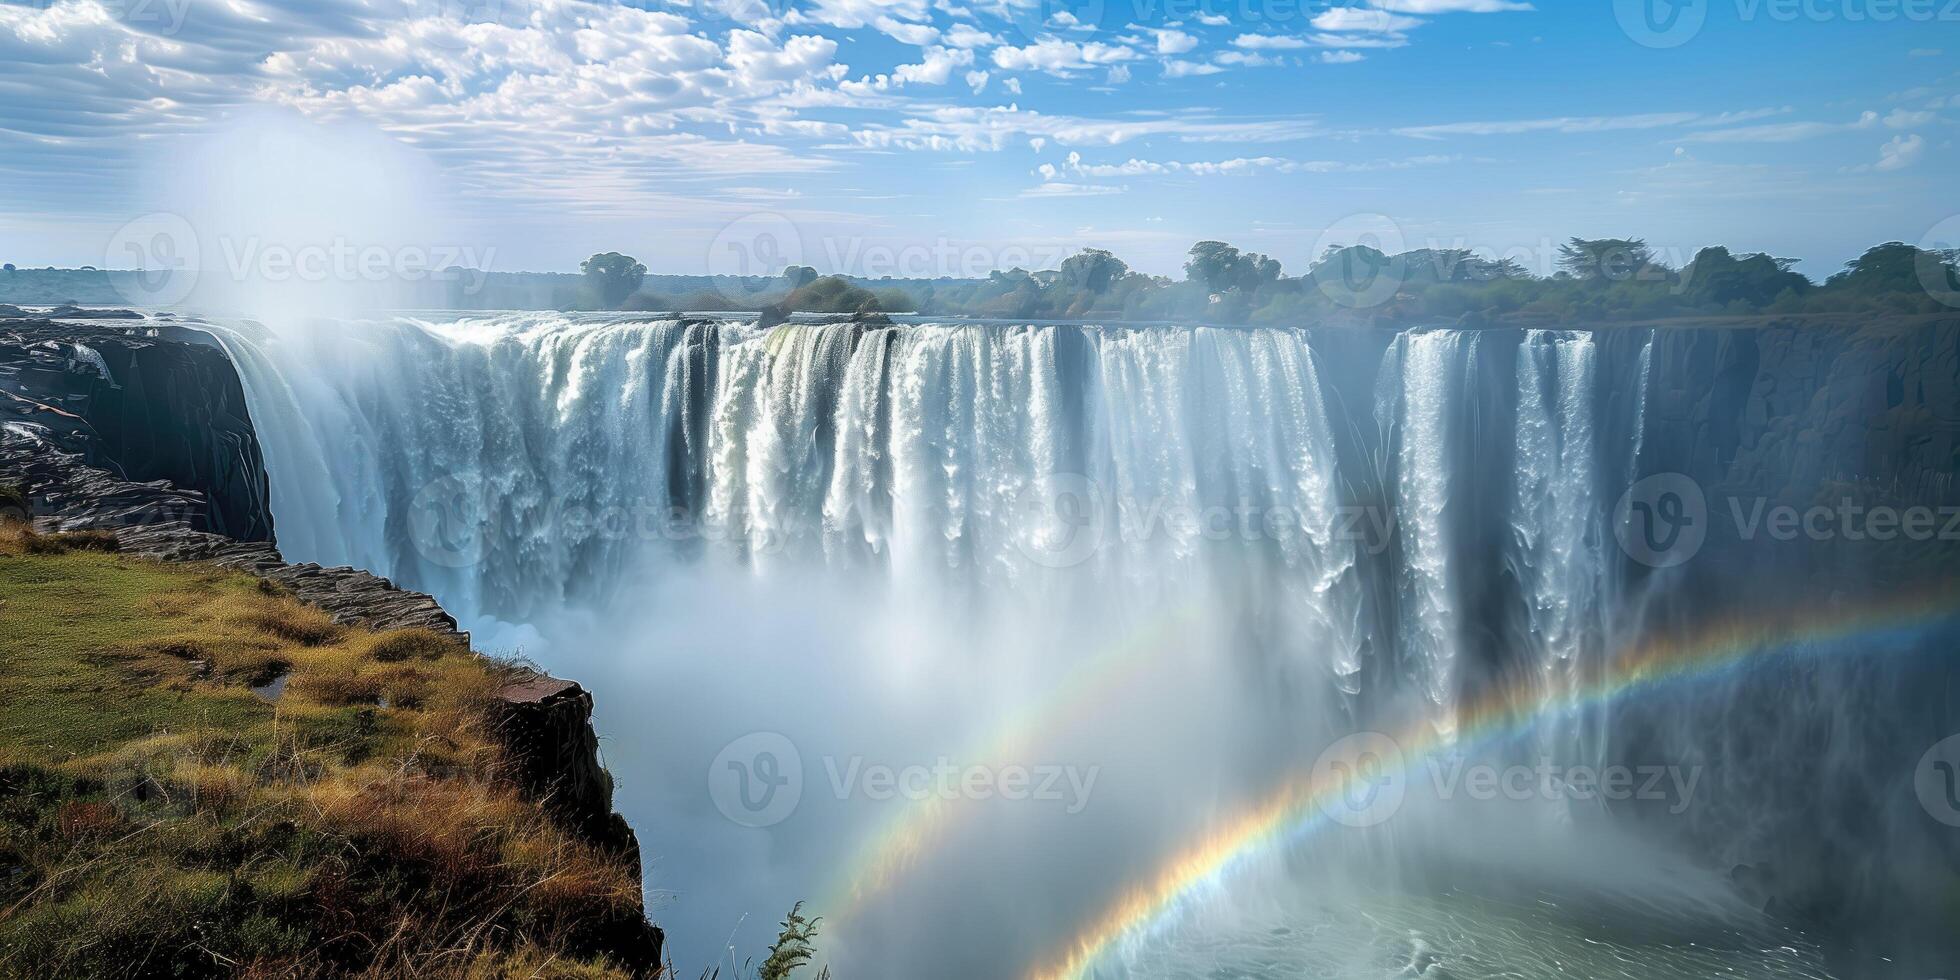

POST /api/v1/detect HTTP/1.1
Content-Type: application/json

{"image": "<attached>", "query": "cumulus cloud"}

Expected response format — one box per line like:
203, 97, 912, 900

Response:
1152, 28, 1200, 55
991, 38, 1139, 75
1872, 133, 1924, 171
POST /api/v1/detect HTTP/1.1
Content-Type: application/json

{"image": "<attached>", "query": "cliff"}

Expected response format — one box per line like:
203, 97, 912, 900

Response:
0, 325, 663, 976
1, 317, 274, 541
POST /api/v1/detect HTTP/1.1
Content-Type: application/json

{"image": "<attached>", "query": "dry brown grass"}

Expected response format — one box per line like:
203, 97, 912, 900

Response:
0, 542, 653, 979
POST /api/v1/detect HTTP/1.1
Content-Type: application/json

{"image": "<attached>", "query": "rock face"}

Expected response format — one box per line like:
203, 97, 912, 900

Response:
1, 318, 274, 541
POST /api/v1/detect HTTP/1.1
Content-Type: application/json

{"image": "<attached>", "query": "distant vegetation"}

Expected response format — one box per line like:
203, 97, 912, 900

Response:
520, 239, 1960, 325
6, 237, 1956, 326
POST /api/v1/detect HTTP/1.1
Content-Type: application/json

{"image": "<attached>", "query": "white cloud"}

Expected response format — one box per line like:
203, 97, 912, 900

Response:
1163, 59, 1225, 77
1153, 28, 1199, 55
1312, 8, 1425, 31
1369, 0, 1533, 10
991, 38, 1138, 75
1680, 110, 1879, 143
1398, 111, 1707, 139
1873, 133, 1924, 171
1232, 34, 1311, 49
944, 23, 1000, 48
1021, 181, 1126, 197
1885, 107, 1935, 128
1321, 50, 1366, 63
1058, 153, 1455, 177
841, 46, 974, 93
1195, 12, 1232, 25
964, 69, 991, 92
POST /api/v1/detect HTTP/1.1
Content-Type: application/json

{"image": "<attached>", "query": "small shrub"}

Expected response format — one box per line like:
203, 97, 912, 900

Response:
56, 801, 123, 840
21, 532, 69, 555
54, 529, 120, 552
0, 482, 26, 521
246, 603, 342, 646
292, 671, 381, 707
367, 628, 460, 663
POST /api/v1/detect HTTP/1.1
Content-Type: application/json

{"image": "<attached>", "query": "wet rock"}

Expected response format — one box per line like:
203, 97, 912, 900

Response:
1, 319, 274, 541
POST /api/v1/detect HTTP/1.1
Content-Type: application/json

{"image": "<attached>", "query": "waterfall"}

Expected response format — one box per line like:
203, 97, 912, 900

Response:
1512, 330, 1602, 767
1377, 331, 1466, 734
213, 316, 1370, 677
188, 311, 1958, 975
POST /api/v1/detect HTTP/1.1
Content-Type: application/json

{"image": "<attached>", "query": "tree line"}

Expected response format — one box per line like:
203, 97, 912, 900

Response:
571, 237, 1960, 325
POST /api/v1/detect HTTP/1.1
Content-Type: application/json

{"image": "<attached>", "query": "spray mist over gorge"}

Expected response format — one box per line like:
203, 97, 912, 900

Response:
190, 311, 1960, 978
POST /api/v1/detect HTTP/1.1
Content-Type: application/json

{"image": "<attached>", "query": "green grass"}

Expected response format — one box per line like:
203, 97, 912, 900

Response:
0, 522, 650, 979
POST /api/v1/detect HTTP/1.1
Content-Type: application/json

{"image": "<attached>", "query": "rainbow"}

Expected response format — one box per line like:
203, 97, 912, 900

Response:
1025, 586, 1960, 980
817, 601, 1207, 922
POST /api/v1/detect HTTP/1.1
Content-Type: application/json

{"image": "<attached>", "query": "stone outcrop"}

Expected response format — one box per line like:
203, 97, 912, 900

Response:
1, 317, 273, 541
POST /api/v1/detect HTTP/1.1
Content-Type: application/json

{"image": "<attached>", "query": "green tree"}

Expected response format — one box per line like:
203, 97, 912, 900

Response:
1556, 238, 1658, 282
579, 251, 647, 309
1185, 241, 1281, 294
1679, 247, 1810, 308
1057, 248, 1130, 295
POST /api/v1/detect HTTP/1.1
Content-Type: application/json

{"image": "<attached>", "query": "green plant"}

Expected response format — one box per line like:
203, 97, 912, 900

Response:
758, 902, 827, 980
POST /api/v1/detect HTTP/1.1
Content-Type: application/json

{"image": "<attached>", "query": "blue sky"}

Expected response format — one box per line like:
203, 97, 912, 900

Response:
0, 0, 1954, 278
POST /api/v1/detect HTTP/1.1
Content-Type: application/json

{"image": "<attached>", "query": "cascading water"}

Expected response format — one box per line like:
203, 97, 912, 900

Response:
1376, 331, 1467, 735
1511, 330, 1603, 769
197, 311, 1958, 979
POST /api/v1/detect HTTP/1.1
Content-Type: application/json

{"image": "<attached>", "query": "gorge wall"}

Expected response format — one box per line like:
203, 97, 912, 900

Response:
1, 317, 275, 541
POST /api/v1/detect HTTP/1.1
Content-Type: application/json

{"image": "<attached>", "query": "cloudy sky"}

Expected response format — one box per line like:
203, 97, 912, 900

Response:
0, 0, 1953, 277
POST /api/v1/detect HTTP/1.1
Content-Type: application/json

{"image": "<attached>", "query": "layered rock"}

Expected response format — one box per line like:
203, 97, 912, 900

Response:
1, 317, 273, 541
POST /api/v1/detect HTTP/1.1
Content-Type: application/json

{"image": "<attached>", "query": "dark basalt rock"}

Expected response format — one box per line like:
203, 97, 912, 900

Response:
0, 318, 274, 541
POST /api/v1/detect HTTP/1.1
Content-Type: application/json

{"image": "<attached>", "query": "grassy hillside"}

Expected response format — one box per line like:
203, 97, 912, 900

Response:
0, 521, 651, 978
